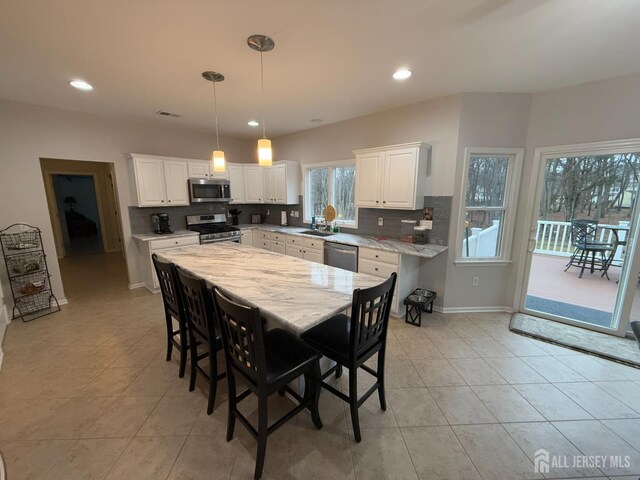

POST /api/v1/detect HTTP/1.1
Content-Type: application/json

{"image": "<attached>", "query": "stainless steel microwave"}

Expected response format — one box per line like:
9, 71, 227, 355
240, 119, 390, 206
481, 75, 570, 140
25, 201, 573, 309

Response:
188, 178, 231, 203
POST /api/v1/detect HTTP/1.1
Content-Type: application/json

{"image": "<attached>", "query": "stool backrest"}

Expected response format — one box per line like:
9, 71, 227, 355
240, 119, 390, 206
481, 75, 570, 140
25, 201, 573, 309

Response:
571, 219, 598, 246
213, 288, 266, 386
152, 253, 182, 319
350, 273, 397, 359
175, 267, 218, 344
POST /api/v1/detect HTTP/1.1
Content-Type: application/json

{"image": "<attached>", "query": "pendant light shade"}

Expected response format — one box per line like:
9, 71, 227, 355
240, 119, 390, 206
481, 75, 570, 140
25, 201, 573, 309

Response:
248, 34, 274, 167
202, 71, 226, 172
257, 138, 272, 167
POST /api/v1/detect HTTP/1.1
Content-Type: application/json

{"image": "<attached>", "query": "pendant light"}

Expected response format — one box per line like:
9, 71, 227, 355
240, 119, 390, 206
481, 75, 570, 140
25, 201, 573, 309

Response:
248, 34, 275, 167
202, 71, 226, 172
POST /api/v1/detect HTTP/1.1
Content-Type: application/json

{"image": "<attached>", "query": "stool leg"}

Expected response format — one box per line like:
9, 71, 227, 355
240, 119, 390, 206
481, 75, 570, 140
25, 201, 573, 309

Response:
188, 332, 197, 392
310, 361, 323, 429
348, 366, 361, 443
165, 312, 173, 361
254, 395, 268, 480
377, 349, 387, 411
226, 371, 237, 442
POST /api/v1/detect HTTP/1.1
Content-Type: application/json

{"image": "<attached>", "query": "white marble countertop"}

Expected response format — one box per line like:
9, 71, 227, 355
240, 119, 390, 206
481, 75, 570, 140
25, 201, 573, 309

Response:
236, 224, 447, 259
156, 243, 383, 334
132, 230, 200, 242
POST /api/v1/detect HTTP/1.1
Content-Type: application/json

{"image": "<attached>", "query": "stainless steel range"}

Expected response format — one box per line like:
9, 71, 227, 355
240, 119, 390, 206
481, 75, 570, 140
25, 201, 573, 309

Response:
186, 214, 241, 244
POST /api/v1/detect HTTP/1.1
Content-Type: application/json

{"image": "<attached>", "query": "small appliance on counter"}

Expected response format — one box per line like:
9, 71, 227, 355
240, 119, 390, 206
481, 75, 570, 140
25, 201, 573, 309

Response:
228, 208, 242, 226
280, 211, 288, 226
251, 214, 262, 224
151, 213, 172, 234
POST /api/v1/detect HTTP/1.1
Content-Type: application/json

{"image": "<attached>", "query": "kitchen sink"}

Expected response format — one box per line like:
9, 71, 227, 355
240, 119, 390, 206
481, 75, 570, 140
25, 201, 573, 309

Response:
301, 230, 334, 237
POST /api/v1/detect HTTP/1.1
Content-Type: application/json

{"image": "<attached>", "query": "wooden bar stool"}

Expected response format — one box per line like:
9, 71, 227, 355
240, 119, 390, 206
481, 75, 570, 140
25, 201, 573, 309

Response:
213, 287, 322, 480
301, 273, 397, 442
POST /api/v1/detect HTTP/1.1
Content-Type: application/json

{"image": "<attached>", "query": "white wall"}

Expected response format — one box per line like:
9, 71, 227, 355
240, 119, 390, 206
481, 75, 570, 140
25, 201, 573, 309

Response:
0, 280, 7, 369
0, 99, 254, 304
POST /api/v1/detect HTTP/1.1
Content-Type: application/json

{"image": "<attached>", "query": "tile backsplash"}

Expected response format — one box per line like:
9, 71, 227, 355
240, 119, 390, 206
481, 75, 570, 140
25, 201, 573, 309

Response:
129, 195, 451, 245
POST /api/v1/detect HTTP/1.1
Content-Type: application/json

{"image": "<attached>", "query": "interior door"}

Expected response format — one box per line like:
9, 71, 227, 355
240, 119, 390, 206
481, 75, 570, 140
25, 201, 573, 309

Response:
382, 148, 418, 209
518, 142, 640, 337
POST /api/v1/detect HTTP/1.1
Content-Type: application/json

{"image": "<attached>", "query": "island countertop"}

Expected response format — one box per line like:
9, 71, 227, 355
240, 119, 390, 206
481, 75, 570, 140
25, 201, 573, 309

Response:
236, 224, 447, 259
156, 243, 384, 334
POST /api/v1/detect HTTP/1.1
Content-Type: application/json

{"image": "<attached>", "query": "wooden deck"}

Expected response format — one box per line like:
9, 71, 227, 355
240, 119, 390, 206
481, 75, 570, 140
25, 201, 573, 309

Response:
526, 253, 640, 327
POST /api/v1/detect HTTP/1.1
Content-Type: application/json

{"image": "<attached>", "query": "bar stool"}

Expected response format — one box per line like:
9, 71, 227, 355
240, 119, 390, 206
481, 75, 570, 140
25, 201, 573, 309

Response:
213, 287, 322, 480
301, 273, 397, 442
175, 267, 225, 415
151, 254, 188, 378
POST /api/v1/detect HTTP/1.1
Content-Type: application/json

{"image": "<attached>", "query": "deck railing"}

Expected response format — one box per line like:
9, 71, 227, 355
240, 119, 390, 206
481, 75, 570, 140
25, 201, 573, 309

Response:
534, 220, 629, 265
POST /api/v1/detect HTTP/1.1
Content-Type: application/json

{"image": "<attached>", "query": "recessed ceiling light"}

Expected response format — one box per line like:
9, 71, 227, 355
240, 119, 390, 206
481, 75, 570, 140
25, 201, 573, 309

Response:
248, 120, 260, 127
392, 69, 412, 81
69, 79, 93, 91
311, 118, 323, 123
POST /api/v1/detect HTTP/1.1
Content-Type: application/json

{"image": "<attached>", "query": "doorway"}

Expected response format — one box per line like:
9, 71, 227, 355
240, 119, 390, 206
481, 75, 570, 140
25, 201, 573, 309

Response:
52, 174, 103, 255
518, 140, 640, 337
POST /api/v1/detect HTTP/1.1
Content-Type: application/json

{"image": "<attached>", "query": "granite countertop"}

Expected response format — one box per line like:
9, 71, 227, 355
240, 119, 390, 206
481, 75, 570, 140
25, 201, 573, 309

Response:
235, 224, 447, 259
156, 243, 382, 334
131, 230, 200, 242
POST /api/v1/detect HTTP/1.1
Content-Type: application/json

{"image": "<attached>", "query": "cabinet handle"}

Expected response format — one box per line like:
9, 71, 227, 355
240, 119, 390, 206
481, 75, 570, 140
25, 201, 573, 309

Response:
375, 267, 378, 271
168, 200, 172, 203
161, 200, 165, 203
383, 201, 386, 204
375, 255, 379, 258
376, 200, 379, 204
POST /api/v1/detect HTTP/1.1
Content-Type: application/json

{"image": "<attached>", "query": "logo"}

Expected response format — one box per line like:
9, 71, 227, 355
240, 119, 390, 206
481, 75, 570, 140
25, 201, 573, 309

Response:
534, 449, 550, 474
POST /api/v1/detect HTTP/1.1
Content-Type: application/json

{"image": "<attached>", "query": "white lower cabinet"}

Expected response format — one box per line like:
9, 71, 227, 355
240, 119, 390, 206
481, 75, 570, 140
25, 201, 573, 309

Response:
137, 235, 200, 292
285, 243, 304, 258
271, 241, 286, 254
240, 230, 253, 246
358, 247, 419, 316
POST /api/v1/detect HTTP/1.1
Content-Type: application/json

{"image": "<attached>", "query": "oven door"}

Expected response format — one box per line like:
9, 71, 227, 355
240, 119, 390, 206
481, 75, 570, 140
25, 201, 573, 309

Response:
189, 178, 231, 203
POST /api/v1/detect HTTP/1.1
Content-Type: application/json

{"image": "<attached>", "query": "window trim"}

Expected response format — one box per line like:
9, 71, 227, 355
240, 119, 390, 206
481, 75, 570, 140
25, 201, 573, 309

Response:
302, 159, 358, 228
455, 147, 523, 264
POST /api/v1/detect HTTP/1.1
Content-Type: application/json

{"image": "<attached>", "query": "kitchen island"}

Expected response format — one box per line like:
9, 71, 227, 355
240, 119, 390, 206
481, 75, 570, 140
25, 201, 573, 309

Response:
156, 242, 384, 334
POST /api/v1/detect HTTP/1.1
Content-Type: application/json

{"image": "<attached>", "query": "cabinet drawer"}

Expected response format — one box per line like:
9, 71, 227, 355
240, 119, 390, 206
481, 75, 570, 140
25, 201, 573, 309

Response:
149, 236, 199, 251
285, 235, 301, 245
259, 231, 271, 239
302, 237, 324, 250
359, 247, 399, 265
358, 258, 398, 278
270, 232, 287, 242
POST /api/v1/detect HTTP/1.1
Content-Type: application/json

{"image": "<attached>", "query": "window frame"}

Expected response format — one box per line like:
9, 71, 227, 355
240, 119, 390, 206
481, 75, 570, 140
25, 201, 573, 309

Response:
302, 159, 358, 228
455, 147, 523, 265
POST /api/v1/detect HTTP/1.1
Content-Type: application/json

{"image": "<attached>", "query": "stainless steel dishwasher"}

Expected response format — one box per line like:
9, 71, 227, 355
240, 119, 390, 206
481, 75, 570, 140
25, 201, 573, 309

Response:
324, 241, 358, 272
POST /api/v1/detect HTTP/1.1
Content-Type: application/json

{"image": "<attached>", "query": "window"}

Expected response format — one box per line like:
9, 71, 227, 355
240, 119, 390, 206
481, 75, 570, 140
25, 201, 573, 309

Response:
304, 161, 357, 227
457, 148, 523, 263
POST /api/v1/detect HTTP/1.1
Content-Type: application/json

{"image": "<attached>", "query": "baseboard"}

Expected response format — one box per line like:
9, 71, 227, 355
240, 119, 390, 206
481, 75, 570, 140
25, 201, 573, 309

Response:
128, 282, 145, 290
438, 305, 513, 314
57, 298, 68, 306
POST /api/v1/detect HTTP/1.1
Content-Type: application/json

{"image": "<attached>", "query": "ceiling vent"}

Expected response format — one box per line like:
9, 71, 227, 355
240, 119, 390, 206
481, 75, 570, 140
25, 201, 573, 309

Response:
156, 110, 182, 118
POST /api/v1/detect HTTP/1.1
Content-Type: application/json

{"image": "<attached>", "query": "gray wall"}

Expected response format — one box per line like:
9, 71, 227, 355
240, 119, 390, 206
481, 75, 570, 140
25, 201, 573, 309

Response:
0, 98, 254, 302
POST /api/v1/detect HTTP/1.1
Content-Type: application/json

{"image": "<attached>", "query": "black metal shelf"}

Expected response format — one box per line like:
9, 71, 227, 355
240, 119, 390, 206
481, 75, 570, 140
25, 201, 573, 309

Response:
1, 223, 60, 322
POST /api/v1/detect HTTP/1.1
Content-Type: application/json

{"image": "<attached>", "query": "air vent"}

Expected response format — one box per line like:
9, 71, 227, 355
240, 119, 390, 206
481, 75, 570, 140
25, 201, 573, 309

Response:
156, 110, 182, 118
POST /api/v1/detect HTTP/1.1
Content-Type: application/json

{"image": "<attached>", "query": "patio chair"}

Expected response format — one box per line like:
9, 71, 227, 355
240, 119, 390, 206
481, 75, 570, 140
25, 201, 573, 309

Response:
565, 219, 614, 279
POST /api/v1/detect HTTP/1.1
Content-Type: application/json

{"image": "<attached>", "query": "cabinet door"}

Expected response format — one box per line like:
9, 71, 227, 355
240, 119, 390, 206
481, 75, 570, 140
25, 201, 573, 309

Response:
272, 164, 288, 204
263, 167, 274, 203
285, 244, 304, 259
382, 148, 418, 209
259, 239, 271, 250
355, 153, 383, 207
271, 241, 286, 254
135, 157, 167, 206
244, 167, 264, 203
240, 230, 253, 246
303, 248, 324, 264
228, 165, 246, 204
164, 161, 190, 205
188, 162, 210, 179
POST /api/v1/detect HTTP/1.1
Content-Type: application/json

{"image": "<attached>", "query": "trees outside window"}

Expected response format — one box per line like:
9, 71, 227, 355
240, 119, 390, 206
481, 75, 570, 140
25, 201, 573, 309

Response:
304, 162, 357, 227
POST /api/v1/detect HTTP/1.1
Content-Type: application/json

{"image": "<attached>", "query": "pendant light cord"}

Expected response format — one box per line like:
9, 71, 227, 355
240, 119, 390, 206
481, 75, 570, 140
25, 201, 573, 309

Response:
212, 80, 220, 150
260, 51, 266, 139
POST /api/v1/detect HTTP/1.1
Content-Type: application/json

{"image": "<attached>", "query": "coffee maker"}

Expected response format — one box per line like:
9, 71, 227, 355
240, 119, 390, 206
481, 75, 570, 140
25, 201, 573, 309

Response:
151, 213, 172, 234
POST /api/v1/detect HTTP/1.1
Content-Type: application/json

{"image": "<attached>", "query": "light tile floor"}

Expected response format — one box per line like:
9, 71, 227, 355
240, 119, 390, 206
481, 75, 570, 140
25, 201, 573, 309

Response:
0, 253, 639, 479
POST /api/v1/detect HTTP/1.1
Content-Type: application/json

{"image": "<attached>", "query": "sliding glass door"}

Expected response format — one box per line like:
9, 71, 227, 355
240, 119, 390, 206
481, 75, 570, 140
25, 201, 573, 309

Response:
519, 141, 640, 337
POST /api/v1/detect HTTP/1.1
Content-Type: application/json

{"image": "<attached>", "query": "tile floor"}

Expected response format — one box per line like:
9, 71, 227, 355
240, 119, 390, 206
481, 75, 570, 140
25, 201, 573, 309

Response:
0, 253, 639, 479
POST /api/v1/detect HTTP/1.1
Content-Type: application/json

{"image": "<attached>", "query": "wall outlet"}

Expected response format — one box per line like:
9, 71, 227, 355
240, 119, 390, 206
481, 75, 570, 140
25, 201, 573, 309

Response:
294, 211, 299, 218
378, 217, 384, 226
290, 210, 294, 216
266, 209, 270, 216
472, 276, 479, 286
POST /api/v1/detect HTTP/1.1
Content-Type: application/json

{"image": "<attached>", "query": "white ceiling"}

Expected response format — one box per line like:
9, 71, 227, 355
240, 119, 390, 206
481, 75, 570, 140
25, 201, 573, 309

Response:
1, 0, 639, 138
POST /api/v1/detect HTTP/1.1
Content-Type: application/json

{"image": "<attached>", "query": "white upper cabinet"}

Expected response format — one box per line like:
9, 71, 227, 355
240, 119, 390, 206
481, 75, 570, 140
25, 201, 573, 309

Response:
163, 161, 190, 205
244, 166, 265, 203
262, 162, 299, 204
129, 154, 192, 207
228, 164, 246, 204
354, 142, 430, 210
187, 161, 229, 180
